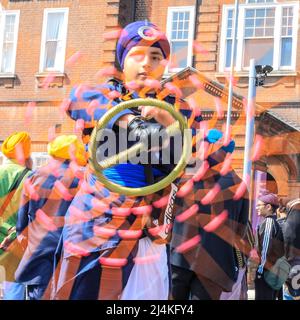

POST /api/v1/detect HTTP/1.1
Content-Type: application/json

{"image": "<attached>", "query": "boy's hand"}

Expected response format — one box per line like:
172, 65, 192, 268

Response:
127, 116, 169, 150
138, 106, 175, 127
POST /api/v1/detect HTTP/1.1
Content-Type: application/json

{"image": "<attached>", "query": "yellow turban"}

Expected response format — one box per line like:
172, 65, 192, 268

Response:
1, 131, 31, 160
47, 135, 87, 166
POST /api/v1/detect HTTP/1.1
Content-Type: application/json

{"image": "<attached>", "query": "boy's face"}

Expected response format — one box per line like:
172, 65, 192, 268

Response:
123, 46, 166, 89
256, 200, 272, 217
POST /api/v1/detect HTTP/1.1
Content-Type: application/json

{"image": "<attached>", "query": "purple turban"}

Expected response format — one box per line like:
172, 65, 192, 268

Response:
258, 190, 279, 207
116, 21, 170, 69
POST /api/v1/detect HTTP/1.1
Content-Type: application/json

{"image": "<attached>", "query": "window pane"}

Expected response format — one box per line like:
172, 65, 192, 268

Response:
245, 19, 254, 28
243, 38, 273, 67
266, 8, 275, 18
169, 10, 191, 69
281, 38, 292, 66
173, 12, 178, 21
265, 28, 273, 37
245, 28, 254, 37
282, 27, 287, 36
172, 21, 177, 31
265, 18, 274, 27
170, 41, 188, 69
256, 9, 265, 18
43, 11, 66, 70
225, 39, 232, 68
255, 28, 264, 37
246, 9, 255, 18
46, 12, 64, 41
255, 18, 264, 28
1, 14, 17, 73
44, 41, 58, 69
282, 17, 287, 26
4, 15, 16, 42
1, 43, 14, 72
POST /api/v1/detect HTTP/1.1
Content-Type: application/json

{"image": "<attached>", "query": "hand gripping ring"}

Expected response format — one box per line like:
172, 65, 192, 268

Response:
88, 98, 191, 196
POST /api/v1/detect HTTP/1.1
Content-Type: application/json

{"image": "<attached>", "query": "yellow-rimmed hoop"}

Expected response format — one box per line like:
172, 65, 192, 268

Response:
88, 98, 191, 196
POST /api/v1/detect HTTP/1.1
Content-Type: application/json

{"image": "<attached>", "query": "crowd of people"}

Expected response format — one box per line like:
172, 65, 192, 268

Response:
0, 20, 299, 301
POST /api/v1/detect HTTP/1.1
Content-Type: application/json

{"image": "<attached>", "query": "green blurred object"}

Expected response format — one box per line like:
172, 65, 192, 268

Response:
0, 222, 14, 237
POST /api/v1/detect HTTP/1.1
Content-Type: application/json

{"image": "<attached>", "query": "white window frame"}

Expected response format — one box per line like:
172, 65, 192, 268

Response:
219, 1, 299, 73
246, 0, 275, 3
166, 6, 195, 74
39, 8, 69, 73
0, 10, 20, 74
0, 151, 4, 165
31, 152, 49, 169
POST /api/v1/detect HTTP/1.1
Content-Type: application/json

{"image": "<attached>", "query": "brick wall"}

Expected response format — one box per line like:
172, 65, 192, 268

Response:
1, 0, 299, 197
0, 0, 121, 151
135, 0, 152, 20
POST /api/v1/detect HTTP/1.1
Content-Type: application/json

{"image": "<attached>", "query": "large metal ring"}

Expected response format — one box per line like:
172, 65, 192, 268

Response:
88, 98, 191, 196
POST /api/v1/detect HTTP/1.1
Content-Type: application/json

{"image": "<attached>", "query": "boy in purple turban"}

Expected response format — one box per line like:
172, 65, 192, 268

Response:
255, 190, 284, 300
53, 21, 234, 300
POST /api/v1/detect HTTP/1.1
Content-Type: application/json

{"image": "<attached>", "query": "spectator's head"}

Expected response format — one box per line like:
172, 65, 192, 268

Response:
276, 198, 288, 219
116, 21, 170, 89
47, 135, 87, 166
1, 131, 32, 167
256, 190, 279, 217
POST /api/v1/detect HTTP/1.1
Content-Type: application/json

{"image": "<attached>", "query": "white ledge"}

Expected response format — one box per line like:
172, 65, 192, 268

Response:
0, 73, 16, 79
215, 71, 298, 78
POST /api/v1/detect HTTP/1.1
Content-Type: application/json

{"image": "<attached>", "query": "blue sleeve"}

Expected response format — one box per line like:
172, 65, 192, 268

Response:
68, 84, 134, 129
16, 192, 29, 236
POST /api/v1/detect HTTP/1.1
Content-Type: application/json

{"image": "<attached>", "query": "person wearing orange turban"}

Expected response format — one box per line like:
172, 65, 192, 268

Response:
1, 131, 32, 163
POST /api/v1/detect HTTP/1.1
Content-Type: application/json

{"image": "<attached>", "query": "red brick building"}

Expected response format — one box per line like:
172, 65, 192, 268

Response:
0, 0, 299, 200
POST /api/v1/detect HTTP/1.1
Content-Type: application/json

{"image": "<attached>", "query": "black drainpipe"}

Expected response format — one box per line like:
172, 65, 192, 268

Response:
192, 0, 202, 68
133, 0, 137, 21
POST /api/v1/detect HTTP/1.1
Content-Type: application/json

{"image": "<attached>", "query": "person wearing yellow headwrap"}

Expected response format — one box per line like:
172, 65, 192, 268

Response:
47, 134, 87, 166
0, 132, 32, 297
1, 131, 32, 163
14, 135, 86, 300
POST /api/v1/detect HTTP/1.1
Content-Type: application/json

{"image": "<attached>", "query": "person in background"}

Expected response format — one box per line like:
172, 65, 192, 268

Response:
0, 132, 32, 299
282, 198, 300, 300
254, 190, 284, 300
276, 198, 288, 228
14, 135, 86, 300
275, 198, 288, 300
